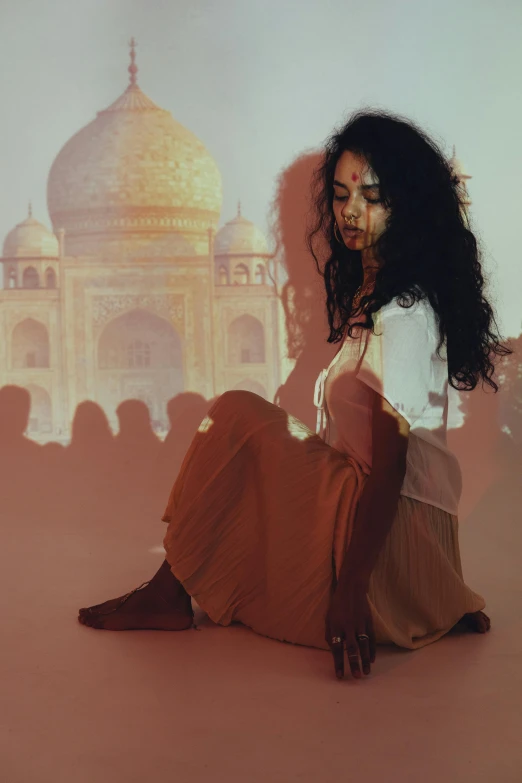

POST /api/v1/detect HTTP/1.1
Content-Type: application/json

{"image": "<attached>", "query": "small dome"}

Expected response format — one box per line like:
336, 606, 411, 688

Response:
448, 146, 471, 179
215, 211, 268, 256
448, 146, 472, 208
3, 210, 59, 259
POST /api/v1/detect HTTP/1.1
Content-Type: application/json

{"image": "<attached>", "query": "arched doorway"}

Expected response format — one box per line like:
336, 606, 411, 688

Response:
11, 318, 50, 368
22, 267, 40, 288
232, 263, 250, 285
25, 384, 53, 435
228, 314, 265, 364
97, 309, 183, 430
45, 268, 57, 288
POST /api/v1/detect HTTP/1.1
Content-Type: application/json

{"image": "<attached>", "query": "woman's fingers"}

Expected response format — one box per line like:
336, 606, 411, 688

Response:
357, 636, 372, 675
326, 595, 377, 680
369, 630, 377, 664
346, 644, 362, 678
330, 638, 345, 679
328, 630, 376, 680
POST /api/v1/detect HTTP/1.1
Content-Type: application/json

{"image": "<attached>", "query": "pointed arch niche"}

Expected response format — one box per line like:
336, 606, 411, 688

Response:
97, 308, 184, 427
232, 263, 249, 285
255, 264, 266, 284
11, 318, 50, 368
45, 268, 57, 288
22, 267, 40, 289
227, 314, 265, 364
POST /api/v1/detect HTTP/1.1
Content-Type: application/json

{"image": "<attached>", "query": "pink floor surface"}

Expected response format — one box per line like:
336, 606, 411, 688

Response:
1, 484, 521, 783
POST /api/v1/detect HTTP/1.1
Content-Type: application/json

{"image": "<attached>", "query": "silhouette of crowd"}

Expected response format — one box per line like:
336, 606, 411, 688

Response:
0, 327, 520, 539
0, 385, 218, 533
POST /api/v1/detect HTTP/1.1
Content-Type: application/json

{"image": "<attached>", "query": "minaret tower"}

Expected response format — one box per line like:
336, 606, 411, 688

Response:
449, 145, 472, 223
128, 37, 138, 87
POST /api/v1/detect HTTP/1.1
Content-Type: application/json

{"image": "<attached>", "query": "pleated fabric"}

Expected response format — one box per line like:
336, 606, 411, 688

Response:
162, 390, 485, 652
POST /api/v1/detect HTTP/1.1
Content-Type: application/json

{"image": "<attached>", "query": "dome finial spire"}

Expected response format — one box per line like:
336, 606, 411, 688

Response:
128, 37, 138, 86
28, 201, 32, 218
237, 200, 241, 217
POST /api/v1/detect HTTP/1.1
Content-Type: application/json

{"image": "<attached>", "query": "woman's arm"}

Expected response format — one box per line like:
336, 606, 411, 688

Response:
337, 466, 404, 589
337, 391, 411, 590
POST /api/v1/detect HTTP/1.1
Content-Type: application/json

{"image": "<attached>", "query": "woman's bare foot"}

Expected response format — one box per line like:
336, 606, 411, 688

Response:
78, 560, 194, 631
455, 610, 491, 634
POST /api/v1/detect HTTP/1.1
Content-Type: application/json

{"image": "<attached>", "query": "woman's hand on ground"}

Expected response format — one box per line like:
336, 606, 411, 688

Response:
325, 581, 376, 680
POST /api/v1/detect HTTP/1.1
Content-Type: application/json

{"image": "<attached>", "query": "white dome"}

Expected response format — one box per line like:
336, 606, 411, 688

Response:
3, 213, 59, 259
215, 213, 268, 256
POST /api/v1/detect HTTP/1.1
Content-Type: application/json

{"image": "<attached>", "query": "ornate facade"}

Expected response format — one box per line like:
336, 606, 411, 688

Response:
0, 42, 284, 441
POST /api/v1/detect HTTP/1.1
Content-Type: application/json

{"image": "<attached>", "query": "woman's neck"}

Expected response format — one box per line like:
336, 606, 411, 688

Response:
362, 267, 379, 287
361, 248, 382, 286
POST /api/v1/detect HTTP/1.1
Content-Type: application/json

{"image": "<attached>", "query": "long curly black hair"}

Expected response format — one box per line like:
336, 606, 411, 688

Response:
306, 109, 512, 392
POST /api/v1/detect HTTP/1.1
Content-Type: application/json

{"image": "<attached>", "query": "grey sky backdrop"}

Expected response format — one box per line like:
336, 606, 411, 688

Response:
0, 0, 520, 336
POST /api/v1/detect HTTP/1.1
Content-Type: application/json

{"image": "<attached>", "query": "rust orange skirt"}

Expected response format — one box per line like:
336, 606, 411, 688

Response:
162, 391, 485, 651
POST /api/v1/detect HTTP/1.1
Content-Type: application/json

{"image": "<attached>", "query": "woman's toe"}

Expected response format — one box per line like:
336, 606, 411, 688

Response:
79, 610, 99, 627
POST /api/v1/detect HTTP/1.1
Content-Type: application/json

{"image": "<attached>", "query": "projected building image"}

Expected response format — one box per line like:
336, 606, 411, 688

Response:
0, 40, 283, 441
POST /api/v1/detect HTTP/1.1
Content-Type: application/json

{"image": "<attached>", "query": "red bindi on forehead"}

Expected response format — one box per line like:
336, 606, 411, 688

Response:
351, 173, 359, 182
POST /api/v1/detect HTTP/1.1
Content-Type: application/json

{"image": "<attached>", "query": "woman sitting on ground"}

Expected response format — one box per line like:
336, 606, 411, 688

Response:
79, 109, 508, 681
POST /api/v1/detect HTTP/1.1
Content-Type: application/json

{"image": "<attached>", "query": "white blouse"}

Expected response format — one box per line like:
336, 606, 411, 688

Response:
313, 295, 463, 515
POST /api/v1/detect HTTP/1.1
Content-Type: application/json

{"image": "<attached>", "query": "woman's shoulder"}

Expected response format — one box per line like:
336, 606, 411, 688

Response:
377, 289, 440, 347
380, 287, 434, 322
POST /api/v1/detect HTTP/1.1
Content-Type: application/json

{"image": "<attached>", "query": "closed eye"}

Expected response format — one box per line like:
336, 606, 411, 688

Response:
333, 194, 381, 204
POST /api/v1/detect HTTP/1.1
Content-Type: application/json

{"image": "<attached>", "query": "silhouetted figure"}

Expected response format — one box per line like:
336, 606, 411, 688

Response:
162, 393, 210, 467
62, 401, 118, 522
269, 152, 338, 427
0, 385, 45, 522
113, 400, 162, 515
144, 393, 217, 518
496, 333, 522, 448
447, 384, 504, 521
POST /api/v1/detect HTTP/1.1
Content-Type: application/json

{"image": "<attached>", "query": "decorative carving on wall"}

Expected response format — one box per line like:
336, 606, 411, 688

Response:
92, 294, 184, 331
51, 207, 217, 234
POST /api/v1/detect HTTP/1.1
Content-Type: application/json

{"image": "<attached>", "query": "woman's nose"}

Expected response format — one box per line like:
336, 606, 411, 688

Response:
341, 203, 360, 219
341, 195, 361, 217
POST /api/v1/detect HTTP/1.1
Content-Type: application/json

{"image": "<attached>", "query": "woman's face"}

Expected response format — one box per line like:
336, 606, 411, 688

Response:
332, 150, 390, 259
